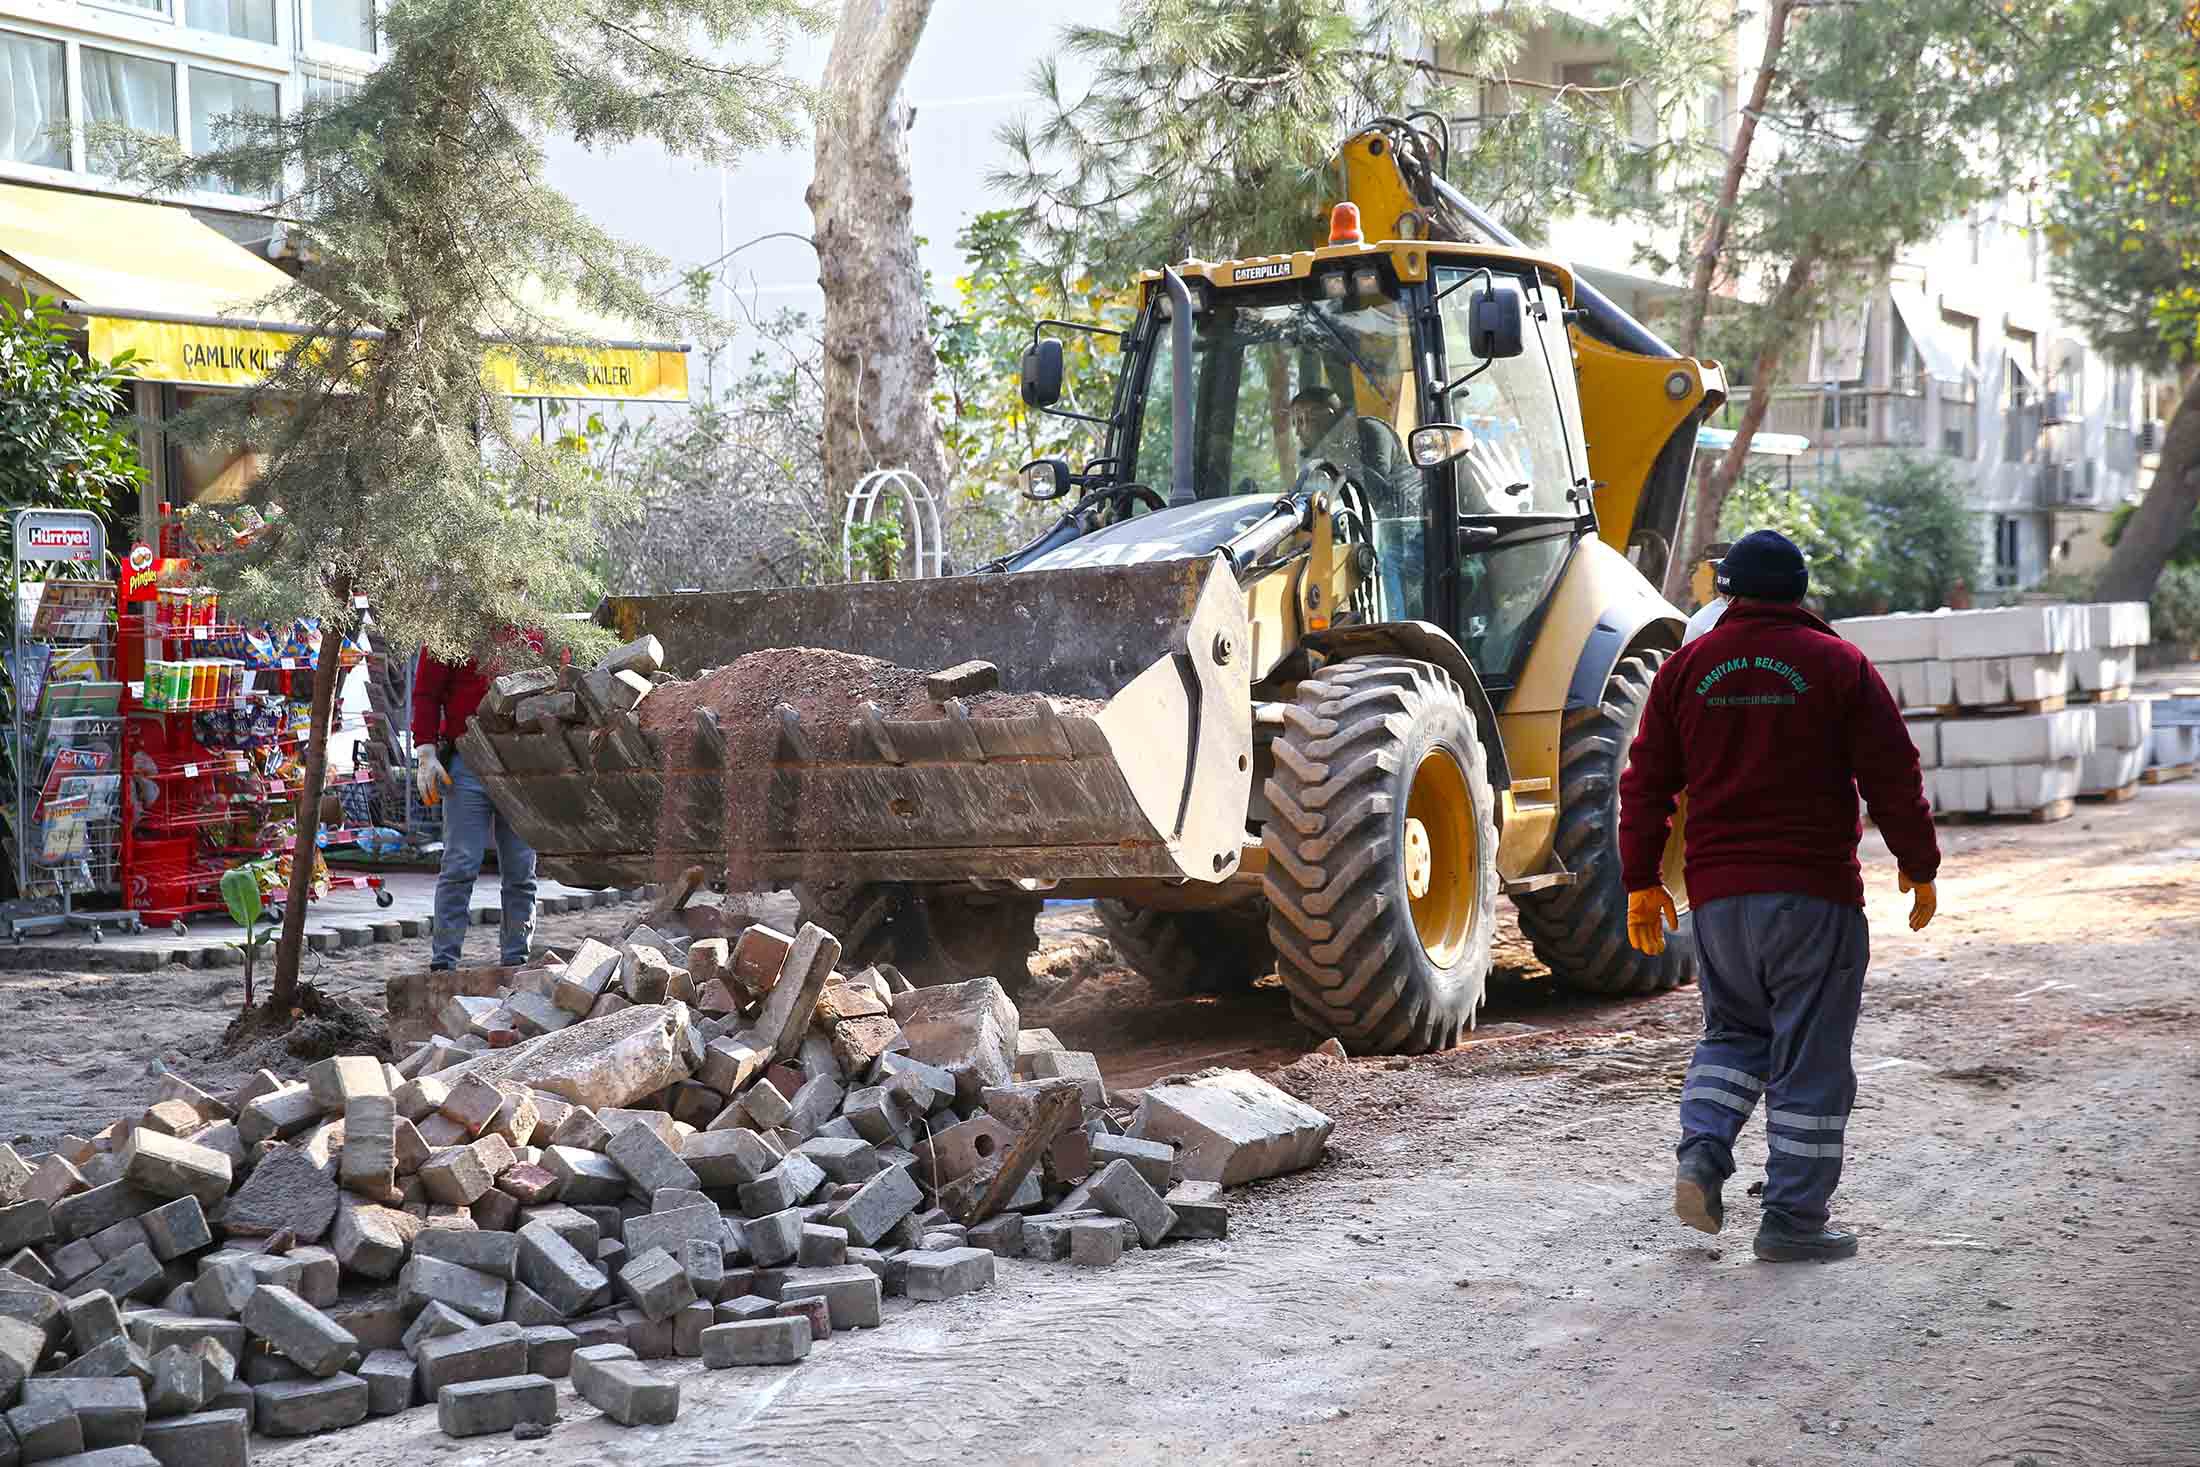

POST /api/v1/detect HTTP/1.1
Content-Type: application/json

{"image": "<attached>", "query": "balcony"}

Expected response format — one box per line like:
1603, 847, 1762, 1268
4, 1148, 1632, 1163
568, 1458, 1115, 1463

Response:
1711, 386, 1946, 452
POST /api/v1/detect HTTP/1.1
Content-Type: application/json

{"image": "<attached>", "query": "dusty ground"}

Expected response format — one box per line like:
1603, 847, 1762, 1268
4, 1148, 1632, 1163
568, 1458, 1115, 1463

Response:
4, 783, 2195, 1464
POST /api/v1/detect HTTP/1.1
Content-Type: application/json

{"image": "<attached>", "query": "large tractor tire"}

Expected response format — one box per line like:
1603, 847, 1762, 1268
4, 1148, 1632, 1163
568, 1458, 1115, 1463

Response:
1512, 646, 1697, 996
794, 882, 1042, 992
1094, 899, 1274, 997
1262, 657, 1499, 1054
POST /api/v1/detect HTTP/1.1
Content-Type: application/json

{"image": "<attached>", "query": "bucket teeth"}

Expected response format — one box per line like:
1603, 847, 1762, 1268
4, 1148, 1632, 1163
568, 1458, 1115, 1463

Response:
853, 700, 904, 764
773, 703, 813, 761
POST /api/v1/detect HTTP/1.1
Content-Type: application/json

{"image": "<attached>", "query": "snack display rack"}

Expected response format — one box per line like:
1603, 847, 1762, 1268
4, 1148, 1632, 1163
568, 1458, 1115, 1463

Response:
2, 509, 141, 942
116, 510, 392, 936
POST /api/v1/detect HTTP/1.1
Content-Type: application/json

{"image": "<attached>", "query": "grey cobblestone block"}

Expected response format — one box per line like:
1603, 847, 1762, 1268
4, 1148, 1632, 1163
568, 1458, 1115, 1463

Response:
779, 1265, 881, 1330
575, 1355, 678, 1425
435, 1372, 555, 1438
412, 1228, 519, 1280
21, 1377, 145, 1448
414, 1321, 527, 1403
1087, 1160, 1178, 1248
241, 1286, 356, 1378
397, 1256, 506, 1325
515, 1221, 606, 1318
697, 1317, 808, 1367
521, 1324, 576, 1379
615, 1248, 694, 1322
139, 1406, 248, 1467
253, 1372, 367, 1436
356, 1349, 415, 1416
135, 1200, 208, 1265
904, 1246, 998, 1299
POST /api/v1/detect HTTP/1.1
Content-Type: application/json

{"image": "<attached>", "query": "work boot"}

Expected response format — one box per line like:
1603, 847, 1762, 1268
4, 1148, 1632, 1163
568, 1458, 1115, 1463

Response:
1673, 1151, 1725, 1234
1752, 1217, 1858, 1262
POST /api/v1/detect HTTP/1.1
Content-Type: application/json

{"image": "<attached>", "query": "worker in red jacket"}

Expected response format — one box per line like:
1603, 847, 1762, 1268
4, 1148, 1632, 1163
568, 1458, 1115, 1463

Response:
1618, 530, 1941, 1263
413, 635, 542, 971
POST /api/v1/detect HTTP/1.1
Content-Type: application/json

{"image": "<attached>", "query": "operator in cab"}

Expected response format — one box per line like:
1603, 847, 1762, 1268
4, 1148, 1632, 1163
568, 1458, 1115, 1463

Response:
1290, 385, 1403, 497
1616, 530, 1941, 1263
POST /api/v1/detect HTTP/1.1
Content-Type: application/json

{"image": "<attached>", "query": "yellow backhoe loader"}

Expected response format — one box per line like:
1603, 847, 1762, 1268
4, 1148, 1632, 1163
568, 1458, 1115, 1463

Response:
463, 119, 1723, 1054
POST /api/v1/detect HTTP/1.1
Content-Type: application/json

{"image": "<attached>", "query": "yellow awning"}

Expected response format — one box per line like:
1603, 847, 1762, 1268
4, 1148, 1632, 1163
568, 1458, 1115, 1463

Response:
0, 181, 687, 402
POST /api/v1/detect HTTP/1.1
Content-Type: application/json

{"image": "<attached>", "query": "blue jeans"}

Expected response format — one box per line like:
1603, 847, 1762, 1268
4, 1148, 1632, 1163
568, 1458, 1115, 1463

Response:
431, 750, 537, 969
1677, 892, 1868, 1231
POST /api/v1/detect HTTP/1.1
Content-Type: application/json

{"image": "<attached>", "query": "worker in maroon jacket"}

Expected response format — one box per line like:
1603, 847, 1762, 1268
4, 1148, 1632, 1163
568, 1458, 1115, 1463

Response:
413, 636, 542, 971
1618, 530, 1940, 1263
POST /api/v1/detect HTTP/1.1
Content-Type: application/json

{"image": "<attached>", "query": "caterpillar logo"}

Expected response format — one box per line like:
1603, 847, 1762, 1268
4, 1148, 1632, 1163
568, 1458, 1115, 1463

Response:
1232, 262, 1293, 283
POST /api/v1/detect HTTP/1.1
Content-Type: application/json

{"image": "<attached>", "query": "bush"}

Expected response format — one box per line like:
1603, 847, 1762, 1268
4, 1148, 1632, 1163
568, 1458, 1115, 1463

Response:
1716, 476, 1880, 616
1839, 456, 1981, 614
2151, 564, 2200, 648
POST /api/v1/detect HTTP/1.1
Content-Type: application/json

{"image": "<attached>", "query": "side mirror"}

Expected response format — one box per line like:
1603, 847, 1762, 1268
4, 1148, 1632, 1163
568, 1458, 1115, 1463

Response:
1021, 458, 1072, 501
1020, 338, 1064, 408
1408, 424, 1474, 468
1468, 286, 1526, 360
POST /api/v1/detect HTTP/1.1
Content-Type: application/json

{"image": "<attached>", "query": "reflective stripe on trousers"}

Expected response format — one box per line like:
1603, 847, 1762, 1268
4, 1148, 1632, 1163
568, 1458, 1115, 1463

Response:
1677, 892, 1868, 1231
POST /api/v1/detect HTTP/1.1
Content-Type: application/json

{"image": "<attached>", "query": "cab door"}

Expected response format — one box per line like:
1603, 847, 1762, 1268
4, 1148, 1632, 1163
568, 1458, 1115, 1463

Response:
1428, 266, 1595, 693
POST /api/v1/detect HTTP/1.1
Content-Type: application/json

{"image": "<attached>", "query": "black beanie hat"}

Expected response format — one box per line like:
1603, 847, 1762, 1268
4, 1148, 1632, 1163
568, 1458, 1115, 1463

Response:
1716, 529, 1809, 601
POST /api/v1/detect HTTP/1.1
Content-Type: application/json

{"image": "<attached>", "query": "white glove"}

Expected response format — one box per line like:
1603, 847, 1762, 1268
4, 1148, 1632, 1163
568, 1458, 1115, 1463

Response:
415, 745, 450, 806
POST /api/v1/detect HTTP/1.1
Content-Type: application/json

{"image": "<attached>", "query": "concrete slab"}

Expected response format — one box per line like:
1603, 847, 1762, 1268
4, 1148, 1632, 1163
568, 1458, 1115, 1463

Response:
1939, 709, 2096, 768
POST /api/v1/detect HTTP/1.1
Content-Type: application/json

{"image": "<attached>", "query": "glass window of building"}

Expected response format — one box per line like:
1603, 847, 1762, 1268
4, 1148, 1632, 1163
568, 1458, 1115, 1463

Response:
83, 48, 177, 173
186, 0, 277, 45
189, 67, 278, 196
311, 0, 376, 54
0, 31, 68, 169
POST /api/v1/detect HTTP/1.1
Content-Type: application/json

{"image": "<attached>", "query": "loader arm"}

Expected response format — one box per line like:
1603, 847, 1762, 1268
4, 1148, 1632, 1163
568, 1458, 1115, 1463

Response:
1334, 123, 1725, 590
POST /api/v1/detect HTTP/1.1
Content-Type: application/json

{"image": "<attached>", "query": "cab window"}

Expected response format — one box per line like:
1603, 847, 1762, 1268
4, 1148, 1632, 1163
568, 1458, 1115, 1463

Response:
1435, 268, 1580, 517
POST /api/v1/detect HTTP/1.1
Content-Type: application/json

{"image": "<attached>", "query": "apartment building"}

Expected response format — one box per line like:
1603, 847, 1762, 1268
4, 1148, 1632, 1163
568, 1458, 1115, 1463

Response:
1443, 6, 2167, 596
0, 0, 379, 240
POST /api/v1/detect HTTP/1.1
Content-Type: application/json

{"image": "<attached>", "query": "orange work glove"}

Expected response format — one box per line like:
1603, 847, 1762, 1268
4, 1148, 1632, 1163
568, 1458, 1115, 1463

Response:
1898, 871, 1936, 931
1627, 886, 1679, 956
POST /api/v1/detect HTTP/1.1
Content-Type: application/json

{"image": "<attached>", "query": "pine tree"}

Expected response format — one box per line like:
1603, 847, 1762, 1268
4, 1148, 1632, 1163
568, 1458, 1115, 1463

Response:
120, 0, 820, 1010
1632, 0, 2131, 596
2047, 1, 2200, 602
994, 0, 1723, 282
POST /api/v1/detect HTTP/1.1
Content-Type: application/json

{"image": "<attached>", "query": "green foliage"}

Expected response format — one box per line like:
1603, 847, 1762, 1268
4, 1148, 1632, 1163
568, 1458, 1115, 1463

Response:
1717, 476, 1879, 616
995, 0, 1723, 281
1720, 457, 1983, 618
1837, 456, 1982, 615
844, 517, 905, 581
2046, 4, 2200, 369
220, 861, 274, 1007
2150, 563, 2200, 647
2105, 498, 2200, 567
0, 296, 145, 563
112, 0, 822, 666
1632, 0, 2130, 388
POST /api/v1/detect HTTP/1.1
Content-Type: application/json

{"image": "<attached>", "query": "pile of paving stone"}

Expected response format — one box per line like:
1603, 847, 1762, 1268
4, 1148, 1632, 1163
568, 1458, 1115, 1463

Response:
0, 917, 1332, 1458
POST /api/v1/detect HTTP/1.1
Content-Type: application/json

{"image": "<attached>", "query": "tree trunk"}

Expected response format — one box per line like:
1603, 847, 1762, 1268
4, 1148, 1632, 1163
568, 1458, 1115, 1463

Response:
1681, 0, 1797, 358
2096, 368, 2200, 603
268, 577, 352, 1009
1664, 251, 1817, 600
808, 0, 951, 563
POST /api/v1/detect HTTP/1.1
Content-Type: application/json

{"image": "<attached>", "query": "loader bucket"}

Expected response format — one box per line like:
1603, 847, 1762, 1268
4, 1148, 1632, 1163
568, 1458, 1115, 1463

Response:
458, 557, 1254, 894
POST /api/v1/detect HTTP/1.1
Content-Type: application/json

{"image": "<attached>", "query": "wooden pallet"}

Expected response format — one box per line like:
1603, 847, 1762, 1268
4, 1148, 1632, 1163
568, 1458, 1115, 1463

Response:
2078, 782, 2141, 803
1935, 797, 2075, 825
2141, 762, 2194, 785
1933, 693, 2067, 718
2073, 685, 2131, 704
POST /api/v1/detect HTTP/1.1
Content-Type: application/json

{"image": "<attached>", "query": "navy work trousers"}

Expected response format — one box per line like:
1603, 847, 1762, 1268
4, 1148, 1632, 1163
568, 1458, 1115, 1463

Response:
1677, 892, 1869, 1231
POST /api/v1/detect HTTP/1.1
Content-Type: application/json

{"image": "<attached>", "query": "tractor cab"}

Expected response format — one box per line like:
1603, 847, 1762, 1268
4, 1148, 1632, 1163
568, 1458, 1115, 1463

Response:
1011, 217, 1599, 695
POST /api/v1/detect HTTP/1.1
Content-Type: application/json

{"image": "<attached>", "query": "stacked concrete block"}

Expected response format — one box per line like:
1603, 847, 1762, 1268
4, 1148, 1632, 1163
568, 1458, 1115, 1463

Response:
2081, 699, 2153, 795
2073, 602, 2150, 694
1938, 708, 2097, 767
